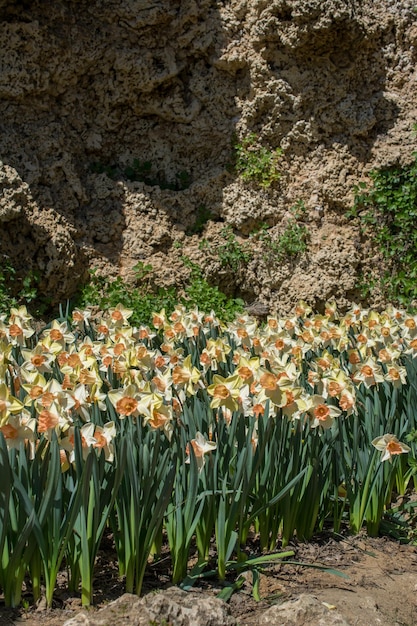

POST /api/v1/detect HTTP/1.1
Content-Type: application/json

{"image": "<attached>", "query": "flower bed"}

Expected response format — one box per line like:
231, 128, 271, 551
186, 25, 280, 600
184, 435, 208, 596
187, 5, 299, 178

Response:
0, 301, 416, 607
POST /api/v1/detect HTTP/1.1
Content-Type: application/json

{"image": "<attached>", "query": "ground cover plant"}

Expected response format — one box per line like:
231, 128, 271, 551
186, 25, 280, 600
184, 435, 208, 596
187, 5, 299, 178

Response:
0, 300, 416, 608
77, 260, 245, 327
232, 133, 282, 188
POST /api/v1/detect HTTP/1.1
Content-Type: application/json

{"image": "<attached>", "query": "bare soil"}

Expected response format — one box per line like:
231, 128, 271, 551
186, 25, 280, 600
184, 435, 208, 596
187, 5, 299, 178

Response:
1, 531, 416, 626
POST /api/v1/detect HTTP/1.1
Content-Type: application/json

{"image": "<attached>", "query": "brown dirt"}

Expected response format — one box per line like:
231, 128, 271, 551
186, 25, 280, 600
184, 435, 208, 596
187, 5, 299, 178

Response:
1, 532, 416, 626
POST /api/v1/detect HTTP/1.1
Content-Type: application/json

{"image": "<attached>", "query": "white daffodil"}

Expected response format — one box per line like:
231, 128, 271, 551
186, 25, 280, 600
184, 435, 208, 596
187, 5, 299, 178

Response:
185, 431, 217, 471
372, 433, 410, 463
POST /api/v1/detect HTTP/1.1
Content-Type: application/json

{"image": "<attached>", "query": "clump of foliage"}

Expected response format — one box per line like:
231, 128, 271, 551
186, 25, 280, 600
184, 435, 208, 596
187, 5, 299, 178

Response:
350, 152, 417, 306
77, 260, 244, 325
77, 263, 179, 326
233, 133, 282, 188
181, 257, 245, 318
217, 226, 252, 273
0, 257, 45, 317
90, 159, 191, 191
253, 201, 309, 263
186, 205, 214, 235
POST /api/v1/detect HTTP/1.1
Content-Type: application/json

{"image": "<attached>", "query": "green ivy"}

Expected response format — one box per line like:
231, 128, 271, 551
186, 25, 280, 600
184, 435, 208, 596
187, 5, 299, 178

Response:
350, 152, 417, 306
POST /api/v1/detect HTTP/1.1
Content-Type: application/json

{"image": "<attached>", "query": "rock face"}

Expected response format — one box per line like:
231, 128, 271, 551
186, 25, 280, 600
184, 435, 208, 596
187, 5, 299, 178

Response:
0, 0, 416, 311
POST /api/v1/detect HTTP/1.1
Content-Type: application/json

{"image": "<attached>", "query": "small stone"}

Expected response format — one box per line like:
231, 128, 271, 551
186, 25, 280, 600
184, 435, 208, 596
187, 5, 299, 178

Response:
258, 594, 351, 626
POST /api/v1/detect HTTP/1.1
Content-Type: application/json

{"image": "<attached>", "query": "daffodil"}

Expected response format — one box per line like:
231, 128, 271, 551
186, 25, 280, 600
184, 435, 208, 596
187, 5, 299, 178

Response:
20, 344, 55, 375
401, 316, 417, 340
22, 372, 49, 402
92, 422, 117, 462
234, 355, 260, 386
204, 338, 232, 370
0, 382, 25, 427
207, 374, 242, 412
0, 411, 36, 453
384, 364, 407, 388
281, 316, 300, 337
152, 309, 168, 330
262, 315, 281, 338
171, 355, 202, 395
71, 307, 92, 329
281, 386, 304, 419
78, 364, 102, 387
265, 333, 294, 358
66, 422, 97, 462
95, 318, 111, 340
185, 431, 217, 471
313, 350, 341, 374
295, 300, 312, 318
132, 325, 156, 343
107, 303, 134, 326
338, 389, 356, 416
36, 404, 71, 439
182, 307, 205, 339
151, 369, 173, 401
9, 305, 33, 326
385, 304, 406, 324
352, 358, 384, 388
88, 382, 107, 412
42, 320, 76, 347
326, 323, 349, 352
371, 433, 410, 462
298, 394, 342, 429
67, 383, 92, 421
373, 319, 400, 346
228, 317, 258, 350
257, 370, 287, 408
107, 383, 142, 418
307, 368, 322, 390
6, 319, 34, 346
344, 303, 368, 325
257, 358, 299, 407
109, 326, 134, 348
321, 369, 352, 400
28, 378, 73, 415
144, 402, 173, 440
169, 319, 187, 341
0, 338, 12, 378
199, 349, 213, 373
324, 299, 339, 320
378, 345, 402, 363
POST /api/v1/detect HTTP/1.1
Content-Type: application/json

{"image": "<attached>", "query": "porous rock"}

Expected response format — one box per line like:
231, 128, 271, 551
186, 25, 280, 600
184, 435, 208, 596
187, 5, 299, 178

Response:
258, 594, 351, 626
0, 162, 28, 222
0, 0, 416, 311
62, 588, 237, 626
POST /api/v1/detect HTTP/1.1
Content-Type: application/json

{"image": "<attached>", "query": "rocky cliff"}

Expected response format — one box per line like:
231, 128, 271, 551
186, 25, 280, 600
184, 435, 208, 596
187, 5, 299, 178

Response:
1, 0, 416, 313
